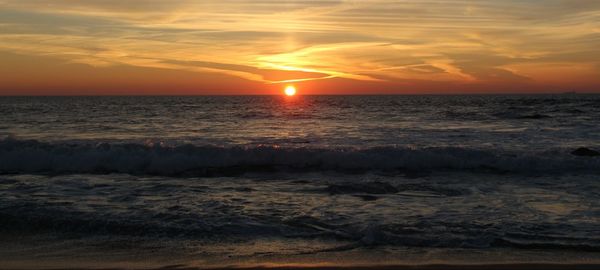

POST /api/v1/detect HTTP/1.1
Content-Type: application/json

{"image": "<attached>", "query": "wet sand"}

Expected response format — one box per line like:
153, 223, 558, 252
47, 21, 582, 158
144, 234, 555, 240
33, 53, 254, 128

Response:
210, 265, 600, 270
4, 264, 600, 270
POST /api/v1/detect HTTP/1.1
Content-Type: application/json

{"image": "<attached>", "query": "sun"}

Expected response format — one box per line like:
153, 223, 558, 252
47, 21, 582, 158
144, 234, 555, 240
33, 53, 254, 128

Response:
284, 85, 297, 96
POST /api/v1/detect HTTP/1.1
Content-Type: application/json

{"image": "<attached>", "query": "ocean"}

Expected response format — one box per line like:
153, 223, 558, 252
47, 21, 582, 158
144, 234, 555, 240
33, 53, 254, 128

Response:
1, 95, 599, 268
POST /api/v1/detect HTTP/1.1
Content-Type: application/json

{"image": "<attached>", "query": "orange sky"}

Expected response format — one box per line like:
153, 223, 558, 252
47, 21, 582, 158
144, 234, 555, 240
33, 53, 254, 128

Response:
1, 0, 599, 95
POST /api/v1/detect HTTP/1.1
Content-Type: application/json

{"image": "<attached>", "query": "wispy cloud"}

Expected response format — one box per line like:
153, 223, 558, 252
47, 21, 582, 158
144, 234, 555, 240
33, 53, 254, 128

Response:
1, 0, 599, 93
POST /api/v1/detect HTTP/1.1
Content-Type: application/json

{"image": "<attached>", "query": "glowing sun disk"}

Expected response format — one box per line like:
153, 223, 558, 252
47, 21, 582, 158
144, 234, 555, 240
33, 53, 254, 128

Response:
284, 85, 297, 96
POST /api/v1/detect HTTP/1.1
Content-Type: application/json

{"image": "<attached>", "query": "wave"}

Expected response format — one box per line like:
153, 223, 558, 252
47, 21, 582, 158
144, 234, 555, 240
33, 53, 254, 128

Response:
1, 138, 599, 176
2, 202, 599, 251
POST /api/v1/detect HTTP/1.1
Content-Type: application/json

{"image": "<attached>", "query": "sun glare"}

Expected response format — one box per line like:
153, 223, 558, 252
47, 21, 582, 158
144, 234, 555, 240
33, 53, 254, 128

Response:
284, 85, 297, 96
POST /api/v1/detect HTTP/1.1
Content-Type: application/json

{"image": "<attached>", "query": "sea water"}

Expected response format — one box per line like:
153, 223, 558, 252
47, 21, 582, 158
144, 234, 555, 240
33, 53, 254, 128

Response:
1, 95, 599, 267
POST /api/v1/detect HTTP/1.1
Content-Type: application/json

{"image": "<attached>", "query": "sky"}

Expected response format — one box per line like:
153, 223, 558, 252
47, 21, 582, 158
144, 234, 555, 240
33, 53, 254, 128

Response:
0, 0, 599, 95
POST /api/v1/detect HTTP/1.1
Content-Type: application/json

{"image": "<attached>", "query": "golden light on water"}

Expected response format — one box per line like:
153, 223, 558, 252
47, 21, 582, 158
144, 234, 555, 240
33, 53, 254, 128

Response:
284, 85, 297, 96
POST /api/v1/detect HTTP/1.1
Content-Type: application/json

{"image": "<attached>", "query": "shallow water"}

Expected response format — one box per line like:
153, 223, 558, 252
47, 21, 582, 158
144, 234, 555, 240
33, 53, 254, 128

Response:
1, 95, 599, 267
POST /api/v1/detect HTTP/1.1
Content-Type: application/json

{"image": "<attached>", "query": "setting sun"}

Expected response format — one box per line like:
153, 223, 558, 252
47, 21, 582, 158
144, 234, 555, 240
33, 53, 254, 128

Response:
284, 85, 297, 96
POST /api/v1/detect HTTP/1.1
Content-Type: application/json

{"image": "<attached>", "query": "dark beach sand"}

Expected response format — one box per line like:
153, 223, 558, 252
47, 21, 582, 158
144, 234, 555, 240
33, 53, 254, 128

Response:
3, 250, 600, 270
3, 264, 600, 270
208, 265, 600, 270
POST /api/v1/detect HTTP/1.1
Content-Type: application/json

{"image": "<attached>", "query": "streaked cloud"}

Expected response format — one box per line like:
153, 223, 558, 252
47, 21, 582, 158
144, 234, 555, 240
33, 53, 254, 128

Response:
0, 0, 599, 94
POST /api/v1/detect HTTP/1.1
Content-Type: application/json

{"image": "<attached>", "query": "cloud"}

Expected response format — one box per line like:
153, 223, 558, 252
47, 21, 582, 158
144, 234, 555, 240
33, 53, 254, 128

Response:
0, 0, 599, 93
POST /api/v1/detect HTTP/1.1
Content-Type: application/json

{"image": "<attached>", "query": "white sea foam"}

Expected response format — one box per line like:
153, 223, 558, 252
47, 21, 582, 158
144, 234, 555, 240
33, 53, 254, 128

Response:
1, 139, 598, 175
1, 172, 599, 253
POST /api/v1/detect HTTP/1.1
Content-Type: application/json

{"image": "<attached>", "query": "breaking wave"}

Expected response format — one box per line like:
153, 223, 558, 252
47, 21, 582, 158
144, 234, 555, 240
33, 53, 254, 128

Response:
2, 201, 599, 251
1, 138, 599, 176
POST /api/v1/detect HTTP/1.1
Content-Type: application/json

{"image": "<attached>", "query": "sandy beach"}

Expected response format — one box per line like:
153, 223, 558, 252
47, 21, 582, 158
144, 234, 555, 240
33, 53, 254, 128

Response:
4, 264, 600, 270
212, 264, 600, 270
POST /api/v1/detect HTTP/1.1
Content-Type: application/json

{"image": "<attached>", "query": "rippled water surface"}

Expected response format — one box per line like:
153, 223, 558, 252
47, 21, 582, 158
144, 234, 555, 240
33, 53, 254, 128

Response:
1, 95, 599, 267
2, 95, 600, 149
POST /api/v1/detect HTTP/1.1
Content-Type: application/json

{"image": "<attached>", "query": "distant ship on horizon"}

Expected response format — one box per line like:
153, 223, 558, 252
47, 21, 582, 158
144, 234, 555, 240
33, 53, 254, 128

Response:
561, 91, 578, 95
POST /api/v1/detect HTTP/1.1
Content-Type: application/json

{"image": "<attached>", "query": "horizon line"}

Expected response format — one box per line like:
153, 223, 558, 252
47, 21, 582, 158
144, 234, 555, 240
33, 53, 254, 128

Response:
0, 92, 597, 97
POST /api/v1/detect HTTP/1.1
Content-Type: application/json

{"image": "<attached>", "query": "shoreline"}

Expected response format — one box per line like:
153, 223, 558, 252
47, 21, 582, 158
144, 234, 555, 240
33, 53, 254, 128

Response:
4, 264, 600, 270
211, 264, 600, 270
